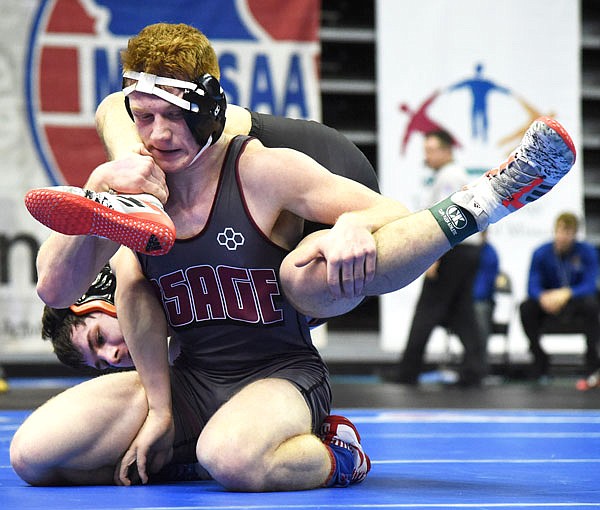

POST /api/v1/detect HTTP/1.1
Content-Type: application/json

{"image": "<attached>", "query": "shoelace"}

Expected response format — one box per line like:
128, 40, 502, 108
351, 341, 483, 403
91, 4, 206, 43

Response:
489, 154, 538, 201
84, 189, 115, 209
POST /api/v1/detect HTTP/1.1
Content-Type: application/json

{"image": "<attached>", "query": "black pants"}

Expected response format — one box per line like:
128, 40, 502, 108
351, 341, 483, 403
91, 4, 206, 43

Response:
519, 295, 600, 375
397, 244, 486, 383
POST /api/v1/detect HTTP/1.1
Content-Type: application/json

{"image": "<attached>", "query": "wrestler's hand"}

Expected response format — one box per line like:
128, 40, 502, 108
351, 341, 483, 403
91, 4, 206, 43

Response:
115, 408, 174, 485
295, 221, 376, 298
84, 145, 169, 205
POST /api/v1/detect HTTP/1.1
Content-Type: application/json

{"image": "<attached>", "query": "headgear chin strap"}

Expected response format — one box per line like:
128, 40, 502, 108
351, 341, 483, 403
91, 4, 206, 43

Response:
122, 71, 227, 150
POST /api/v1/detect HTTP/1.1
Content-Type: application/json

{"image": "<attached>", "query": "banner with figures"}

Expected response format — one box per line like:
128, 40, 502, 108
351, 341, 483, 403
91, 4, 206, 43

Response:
376, 0, 582, 355
0, 0, 321, 360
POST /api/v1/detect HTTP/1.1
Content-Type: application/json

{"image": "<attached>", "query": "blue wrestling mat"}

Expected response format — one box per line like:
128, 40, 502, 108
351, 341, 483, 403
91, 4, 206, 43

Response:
2, 408, 600, 509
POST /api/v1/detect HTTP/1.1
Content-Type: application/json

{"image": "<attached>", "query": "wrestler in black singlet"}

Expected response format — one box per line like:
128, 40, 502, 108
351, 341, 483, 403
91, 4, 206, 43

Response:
54, 114, 377, 467
138, 136, 332, 463
249, 112, 379, 235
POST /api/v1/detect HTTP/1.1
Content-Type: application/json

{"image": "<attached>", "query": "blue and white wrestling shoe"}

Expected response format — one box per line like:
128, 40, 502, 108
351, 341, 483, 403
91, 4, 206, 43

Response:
319, 414, 371, 487
452, 116, 576, 229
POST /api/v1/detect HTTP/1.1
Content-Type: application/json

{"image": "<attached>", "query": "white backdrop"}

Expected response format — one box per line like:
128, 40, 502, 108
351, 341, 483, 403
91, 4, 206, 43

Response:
0, 1, 49, 360
376, 0, 582, 356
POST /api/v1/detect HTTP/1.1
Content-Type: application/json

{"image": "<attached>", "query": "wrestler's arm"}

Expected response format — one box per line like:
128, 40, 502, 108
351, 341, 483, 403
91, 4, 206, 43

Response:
36, 233, 120, 309
95, 92, 143, 159
111, 246, 173, 485
35, 92, 171, 309
93, 93, 168, 196
251, 145, 410, 233
244, 144, 410, 296
35, 155, 166, 308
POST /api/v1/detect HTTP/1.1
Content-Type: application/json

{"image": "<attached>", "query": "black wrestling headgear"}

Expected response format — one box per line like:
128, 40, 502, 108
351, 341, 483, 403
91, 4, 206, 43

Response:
69, 264, 117, 318
122, 71, 227, 152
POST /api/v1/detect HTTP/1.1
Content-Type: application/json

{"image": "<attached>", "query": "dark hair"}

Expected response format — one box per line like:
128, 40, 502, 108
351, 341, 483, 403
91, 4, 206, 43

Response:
41, 306, 87, 369
425, 129, 454, 149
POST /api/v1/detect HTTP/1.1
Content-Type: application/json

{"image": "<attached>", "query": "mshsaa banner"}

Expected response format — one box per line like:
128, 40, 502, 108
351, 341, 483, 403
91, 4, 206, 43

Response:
0, 0, 321, 359
376, 0, 581, 354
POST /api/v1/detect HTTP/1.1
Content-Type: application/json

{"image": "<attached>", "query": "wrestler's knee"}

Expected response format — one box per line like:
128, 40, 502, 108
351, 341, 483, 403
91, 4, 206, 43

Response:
10, 428, 56, 485
11, 371, 146, 486
196, 428, 267, 491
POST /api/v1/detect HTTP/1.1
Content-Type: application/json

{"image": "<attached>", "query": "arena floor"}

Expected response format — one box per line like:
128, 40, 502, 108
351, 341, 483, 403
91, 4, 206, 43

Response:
1, 374, 599, 509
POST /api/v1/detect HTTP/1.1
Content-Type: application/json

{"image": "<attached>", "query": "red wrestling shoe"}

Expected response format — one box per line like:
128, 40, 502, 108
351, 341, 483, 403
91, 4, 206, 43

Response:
25, 186, 175, 256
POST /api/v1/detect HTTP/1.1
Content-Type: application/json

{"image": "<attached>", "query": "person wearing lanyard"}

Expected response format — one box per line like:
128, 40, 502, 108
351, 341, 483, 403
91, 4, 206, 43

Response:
519, 212, 600, 379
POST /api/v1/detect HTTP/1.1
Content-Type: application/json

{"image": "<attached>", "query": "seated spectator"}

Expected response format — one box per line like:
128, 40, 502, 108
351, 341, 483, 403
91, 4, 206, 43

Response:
519, 212, 600, 378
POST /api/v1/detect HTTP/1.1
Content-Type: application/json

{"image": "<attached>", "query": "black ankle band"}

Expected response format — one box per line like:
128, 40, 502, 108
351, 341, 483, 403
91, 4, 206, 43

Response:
428, 197, 479, 247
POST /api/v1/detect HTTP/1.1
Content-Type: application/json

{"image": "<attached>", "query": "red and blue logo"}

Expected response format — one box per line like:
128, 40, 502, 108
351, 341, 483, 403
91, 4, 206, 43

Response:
26, 0, 320, 186
398, 62, 557, 166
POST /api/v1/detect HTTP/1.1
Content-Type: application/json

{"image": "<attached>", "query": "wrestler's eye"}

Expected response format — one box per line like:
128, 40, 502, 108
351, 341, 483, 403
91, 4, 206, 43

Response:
132, 111, 149, 120
96, 332, 106, 348
167, 110, 184, 120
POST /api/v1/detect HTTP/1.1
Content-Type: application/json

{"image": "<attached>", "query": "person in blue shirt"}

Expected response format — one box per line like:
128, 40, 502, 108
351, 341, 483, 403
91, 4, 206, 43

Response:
520, 212, 600, 378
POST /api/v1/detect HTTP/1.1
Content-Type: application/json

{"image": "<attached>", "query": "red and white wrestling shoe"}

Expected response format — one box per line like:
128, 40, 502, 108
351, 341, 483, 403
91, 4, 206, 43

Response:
319, 414, 371, 486
452, 116, 576, 230
24, 186, 175, 256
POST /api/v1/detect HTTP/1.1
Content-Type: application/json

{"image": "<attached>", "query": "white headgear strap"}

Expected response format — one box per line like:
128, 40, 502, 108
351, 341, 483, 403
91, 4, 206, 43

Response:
122, 71, 202, 112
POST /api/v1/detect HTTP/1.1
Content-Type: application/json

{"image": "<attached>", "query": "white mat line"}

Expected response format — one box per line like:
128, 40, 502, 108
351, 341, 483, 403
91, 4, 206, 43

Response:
352, 416, 600, 424
129, 503, 600, 509
374, 458, 600, 464
369, 432, 600, 438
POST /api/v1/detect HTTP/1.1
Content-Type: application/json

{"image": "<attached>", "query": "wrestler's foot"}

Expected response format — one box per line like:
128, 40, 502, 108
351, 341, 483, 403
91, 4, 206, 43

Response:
24, 186, 175, 256
452, 116, 576, 230
320, 414, 371, 487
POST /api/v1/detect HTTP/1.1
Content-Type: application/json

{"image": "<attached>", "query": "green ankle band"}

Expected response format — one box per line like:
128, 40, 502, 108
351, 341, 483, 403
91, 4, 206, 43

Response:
428, 197, 479, 247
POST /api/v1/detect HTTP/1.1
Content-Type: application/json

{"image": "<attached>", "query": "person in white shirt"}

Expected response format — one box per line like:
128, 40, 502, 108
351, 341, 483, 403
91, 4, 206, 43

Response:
393, 129, 487, 386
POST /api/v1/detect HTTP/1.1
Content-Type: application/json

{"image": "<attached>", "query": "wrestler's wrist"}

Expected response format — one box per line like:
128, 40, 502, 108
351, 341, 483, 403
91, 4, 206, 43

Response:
83, 162, 115, 192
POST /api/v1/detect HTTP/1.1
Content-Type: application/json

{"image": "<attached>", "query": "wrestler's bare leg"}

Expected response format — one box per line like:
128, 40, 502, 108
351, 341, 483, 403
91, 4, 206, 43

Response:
197, 378, 331, 491
282, 209, 449, 318
10, 371, 148, 485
